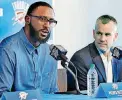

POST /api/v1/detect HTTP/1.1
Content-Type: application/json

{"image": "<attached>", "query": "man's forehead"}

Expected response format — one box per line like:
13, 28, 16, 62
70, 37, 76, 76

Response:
32, 6, 54, 17
96, 21, 117, 32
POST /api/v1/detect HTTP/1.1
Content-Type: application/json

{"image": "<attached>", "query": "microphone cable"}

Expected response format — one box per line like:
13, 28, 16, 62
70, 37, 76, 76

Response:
61, 60, 81, 94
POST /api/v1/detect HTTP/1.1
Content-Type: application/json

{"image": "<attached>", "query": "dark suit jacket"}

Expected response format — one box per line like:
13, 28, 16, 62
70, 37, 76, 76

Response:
67, 42, 122, 91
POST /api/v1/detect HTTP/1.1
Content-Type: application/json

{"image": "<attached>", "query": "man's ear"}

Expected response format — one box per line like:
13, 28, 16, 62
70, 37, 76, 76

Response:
93, 29, 95, 39
25, 15, 30, 24
114, 33, 118, 42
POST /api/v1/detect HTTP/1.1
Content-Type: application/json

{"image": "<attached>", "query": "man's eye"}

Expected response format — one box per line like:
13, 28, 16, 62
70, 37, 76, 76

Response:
49, 20, 55, 23
105, 33, 111, 36
96, 32, 102, 35
39, 17, 46, 21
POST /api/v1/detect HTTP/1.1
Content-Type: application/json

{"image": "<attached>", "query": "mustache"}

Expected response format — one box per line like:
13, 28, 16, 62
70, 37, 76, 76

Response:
38, 28, 50, 33
29, 22, 51, 43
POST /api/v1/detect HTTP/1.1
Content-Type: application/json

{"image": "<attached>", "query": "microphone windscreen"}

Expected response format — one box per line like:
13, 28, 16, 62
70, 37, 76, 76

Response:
49, 44, 67, 61
112, 46, 122, 59
49, 44, 54, 51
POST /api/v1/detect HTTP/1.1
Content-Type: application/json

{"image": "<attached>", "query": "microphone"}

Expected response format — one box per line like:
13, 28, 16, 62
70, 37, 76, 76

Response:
50, 44, 68, 62
112, 47, 122, 59
50, 44, 81, 94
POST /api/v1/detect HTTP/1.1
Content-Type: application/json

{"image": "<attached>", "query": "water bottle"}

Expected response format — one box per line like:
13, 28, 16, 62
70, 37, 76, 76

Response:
87, 64, 98, 96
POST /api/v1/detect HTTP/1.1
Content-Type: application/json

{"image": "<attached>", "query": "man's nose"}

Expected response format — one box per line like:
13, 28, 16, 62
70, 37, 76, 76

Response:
100, 35, 106, 41
43, 21, 50, 28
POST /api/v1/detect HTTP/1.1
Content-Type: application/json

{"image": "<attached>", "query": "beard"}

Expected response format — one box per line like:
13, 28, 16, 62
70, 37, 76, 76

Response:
29, 22, 51, 44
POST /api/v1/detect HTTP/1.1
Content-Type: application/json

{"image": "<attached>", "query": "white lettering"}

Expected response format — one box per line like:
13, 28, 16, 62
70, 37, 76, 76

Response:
109, 90, 122, 96
0, 8, 3, 16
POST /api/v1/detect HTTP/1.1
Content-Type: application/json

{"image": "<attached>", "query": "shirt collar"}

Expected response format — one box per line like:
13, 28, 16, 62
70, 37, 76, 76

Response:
19, 28, 39, 54
96, 46, 112, 61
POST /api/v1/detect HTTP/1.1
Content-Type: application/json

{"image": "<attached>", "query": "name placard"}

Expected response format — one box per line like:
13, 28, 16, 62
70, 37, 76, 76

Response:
1, 89, 41, 100
94, 82, 122, 98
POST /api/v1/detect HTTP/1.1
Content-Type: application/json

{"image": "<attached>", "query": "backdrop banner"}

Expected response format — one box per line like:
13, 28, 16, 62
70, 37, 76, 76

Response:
0, 0, 53, 43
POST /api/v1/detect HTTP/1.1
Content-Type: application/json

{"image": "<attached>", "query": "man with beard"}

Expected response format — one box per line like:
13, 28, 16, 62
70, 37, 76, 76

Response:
67, 15, 122, 92
0, 1, 58, 96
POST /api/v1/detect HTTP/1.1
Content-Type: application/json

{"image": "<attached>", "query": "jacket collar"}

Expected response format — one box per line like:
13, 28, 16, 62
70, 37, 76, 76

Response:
89, 42, 106, 82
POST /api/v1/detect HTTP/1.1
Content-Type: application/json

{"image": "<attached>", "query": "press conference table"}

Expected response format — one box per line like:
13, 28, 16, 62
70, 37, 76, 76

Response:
1, 89, 122, 100
42, 94, 122, 100
1, 92, 122, 100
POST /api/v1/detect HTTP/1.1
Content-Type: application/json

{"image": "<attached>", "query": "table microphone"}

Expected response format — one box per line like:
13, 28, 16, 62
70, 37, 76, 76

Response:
112, 46, 122, 59
50, 44, 81, 94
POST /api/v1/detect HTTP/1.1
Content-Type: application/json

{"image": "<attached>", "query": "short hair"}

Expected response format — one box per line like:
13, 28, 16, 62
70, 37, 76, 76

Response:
26, 1, 53, 15
95, 15, 117, 31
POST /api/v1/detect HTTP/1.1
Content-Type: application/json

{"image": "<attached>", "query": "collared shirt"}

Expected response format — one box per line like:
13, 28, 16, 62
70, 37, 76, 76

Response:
0, 28, 58, 96
97, 48, 113, 83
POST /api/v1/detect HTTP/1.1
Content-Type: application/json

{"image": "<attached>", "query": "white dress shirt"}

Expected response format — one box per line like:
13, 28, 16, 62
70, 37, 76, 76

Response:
97, 48, 113, 83
100, 53, 113, 83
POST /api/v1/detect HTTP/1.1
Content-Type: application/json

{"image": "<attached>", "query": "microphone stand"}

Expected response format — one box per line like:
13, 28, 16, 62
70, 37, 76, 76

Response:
55, 60, 81, 95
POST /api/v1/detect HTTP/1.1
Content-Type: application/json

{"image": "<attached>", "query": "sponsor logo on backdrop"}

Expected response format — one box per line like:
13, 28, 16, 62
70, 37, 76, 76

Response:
12, 0, 29, 25
0, 8, 3, 17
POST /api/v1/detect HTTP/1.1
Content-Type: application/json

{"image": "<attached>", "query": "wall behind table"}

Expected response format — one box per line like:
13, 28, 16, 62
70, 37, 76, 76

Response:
53, 0, 122, 68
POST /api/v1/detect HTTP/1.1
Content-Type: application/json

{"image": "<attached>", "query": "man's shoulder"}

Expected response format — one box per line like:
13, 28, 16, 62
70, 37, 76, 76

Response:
75, 43, 93, 55
70, 42, 96, 66
0, 32, 20, 49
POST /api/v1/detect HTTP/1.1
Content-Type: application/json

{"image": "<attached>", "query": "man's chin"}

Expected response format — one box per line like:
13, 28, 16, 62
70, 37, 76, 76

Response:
38, 32, 50, 43
38, 36, 50, 43
38, 38, 46, 42
40, 36, 47, 40
99, 47, 109, 53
